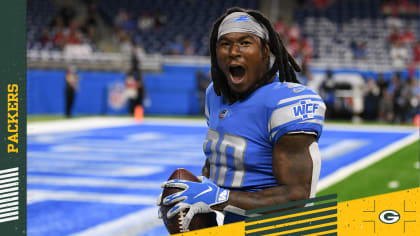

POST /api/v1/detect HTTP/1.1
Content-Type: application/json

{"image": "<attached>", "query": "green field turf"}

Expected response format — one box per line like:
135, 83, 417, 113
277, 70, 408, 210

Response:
318, 141, 420, 202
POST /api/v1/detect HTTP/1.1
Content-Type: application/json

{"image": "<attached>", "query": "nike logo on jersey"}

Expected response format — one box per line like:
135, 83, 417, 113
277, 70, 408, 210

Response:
193, 186, 213, 199
293, 87, 306, 93
219, 109, 228, 119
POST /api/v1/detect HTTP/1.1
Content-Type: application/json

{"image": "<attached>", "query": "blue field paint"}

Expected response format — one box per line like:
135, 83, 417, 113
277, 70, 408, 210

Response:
27, 123, 416, 235
28, 201, 142, 236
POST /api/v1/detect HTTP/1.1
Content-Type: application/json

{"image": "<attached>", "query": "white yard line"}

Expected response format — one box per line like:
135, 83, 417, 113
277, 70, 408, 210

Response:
28, 117, 207, 135
28, 117, 416, 135
70, 206, 162, 236
317, 131, 419, 191
28, 176, 162, 189
27, 190, 156, 205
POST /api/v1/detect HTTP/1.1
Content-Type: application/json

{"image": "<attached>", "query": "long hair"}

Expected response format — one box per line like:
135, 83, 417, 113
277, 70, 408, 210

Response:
209, 7, 301, 103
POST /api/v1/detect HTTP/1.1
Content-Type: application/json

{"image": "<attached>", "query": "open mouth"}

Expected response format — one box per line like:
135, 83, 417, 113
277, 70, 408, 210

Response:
229, 65, 246, 83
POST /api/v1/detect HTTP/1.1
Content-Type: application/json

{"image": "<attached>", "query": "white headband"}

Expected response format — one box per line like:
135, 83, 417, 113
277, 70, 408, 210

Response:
217, 12, 269, 40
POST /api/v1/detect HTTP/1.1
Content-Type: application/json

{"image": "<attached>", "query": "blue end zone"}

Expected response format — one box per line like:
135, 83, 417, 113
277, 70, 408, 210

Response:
27, 122, 416, 235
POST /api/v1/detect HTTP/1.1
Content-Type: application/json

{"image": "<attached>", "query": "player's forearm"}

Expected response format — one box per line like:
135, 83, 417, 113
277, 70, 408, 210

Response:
212, 184, 310, 211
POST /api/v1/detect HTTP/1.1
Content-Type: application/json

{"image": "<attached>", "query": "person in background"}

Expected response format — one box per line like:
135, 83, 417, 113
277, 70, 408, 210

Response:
362, 77, 380, 120
65, 66, 79, 118
319, 69, 336, 118
196, 69, 211, 115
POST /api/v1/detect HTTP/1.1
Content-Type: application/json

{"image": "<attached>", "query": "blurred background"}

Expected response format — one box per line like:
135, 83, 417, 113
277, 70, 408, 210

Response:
26, 0, 419, 235
27, 0, 420, 123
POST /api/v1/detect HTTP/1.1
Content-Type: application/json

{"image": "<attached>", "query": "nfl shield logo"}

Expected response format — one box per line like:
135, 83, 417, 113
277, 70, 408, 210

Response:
219, 109, 228, 119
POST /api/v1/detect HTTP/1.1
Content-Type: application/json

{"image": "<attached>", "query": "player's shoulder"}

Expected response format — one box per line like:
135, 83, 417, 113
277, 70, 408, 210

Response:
259, 81, 323, 108
206, 82, 216, 98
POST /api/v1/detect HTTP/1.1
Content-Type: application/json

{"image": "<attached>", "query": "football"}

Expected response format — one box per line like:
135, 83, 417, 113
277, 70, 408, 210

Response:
160, 168, 216, 234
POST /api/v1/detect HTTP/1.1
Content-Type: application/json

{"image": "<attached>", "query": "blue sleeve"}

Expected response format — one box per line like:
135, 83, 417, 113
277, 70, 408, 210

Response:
267, 86, 326, 145
205, 83, 214, 126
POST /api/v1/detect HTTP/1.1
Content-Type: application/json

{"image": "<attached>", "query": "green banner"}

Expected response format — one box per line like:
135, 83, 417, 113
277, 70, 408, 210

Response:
0, 0, 27, 235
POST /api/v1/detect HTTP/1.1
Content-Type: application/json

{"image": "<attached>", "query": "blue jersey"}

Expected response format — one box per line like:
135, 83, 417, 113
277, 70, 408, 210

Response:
203, 80, 326, 192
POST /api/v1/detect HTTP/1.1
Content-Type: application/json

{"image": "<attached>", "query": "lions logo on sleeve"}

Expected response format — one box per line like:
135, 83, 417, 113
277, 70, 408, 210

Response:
268, 82, 326, 144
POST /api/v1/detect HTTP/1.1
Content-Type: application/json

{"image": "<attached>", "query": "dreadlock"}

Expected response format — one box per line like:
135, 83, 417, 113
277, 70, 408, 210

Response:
209, 7, 301, 103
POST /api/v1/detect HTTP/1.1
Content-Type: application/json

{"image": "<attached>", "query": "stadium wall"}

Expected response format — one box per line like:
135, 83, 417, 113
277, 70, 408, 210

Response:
27, 65, 210, 116
27, 65, 416, 116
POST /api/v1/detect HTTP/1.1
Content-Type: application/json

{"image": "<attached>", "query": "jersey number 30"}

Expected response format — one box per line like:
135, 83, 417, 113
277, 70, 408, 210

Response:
203, 129, 247, 188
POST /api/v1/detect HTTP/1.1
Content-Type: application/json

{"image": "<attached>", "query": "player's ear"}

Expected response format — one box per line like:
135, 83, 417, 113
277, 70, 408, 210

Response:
262, 42, 270, 59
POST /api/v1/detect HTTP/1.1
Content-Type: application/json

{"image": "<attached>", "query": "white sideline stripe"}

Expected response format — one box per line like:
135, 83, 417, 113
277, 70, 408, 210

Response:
71, 206, 162, 236
318, 131, 419, 191
27, 190, 156, 205
28, 152, 204, 166
28, 117, 206, 135
28, 117, 135, 135
324, 123, 418, 133
0, 167, 18, 174
28, 176, 161, 189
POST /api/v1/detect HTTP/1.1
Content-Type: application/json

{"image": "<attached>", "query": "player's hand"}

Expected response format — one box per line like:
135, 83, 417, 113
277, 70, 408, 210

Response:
161, 176, 229, 230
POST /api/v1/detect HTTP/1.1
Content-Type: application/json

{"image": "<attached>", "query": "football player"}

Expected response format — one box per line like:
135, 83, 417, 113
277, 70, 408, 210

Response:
160, 7, 326, 231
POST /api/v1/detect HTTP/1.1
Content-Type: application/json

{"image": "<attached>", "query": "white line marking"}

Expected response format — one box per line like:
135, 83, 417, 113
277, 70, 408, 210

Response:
321, 139, 367, 160
28, 152, 204, 166
324, 123, 418, 133
27, 190, 156, 205
388, 180, 400, 189
28, 163, 163, 177
71, 206, 163, 236
28, 117, 207, 135
318, 131, 419, 191
28, 176, 162, 189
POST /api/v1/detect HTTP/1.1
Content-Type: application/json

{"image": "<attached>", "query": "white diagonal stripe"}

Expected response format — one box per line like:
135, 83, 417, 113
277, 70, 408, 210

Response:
0, 172, 18, 179
0, 206, 18, 213
0, 201, 18, 209
0, 197, 18, 204
0, 216, 18, 223
0, 187, 18, 194
0, 182, 18, 189
0, 178, 18, 184
0, 211, 18, 218
0, 168, 18, 174
0, 192, 18, 199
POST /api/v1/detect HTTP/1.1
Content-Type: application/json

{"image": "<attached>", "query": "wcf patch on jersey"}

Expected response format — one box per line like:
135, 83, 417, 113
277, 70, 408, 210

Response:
293, 100, 319, 120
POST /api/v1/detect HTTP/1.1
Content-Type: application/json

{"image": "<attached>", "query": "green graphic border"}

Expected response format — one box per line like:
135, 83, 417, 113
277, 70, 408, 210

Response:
0, 0, 27, 235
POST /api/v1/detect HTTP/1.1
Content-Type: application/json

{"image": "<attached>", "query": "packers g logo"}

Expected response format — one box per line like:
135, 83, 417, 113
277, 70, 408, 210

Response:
379, 210, 400, 224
